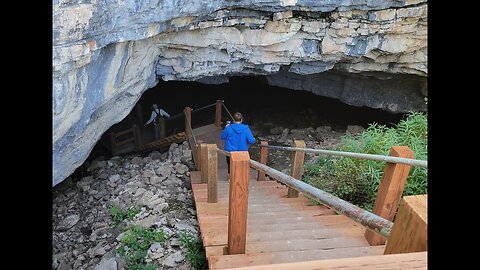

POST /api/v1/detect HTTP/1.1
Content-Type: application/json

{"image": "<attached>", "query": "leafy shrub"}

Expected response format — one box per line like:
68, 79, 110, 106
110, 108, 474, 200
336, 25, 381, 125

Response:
303, 112, 427, 211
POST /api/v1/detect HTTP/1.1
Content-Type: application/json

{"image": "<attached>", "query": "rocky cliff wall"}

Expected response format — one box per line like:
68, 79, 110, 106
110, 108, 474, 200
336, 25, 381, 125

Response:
53, 0, 427, 186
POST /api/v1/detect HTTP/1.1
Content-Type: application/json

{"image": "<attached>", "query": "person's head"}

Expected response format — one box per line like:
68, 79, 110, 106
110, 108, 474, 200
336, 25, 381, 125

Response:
233, 112, 243, 123
152, 104, 158, 110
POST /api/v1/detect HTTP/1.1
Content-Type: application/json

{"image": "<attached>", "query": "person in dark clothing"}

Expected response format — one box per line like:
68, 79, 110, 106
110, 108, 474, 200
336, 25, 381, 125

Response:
145, 104, 170, 140
220, 112, 256, 177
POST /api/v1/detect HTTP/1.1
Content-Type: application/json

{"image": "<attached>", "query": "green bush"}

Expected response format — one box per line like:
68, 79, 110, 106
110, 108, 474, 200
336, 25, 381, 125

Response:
303, 112, 427, 211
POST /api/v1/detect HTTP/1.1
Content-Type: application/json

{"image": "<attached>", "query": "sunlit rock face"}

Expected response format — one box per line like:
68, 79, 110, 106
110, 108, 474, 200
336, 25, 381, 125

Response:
53, 0, 427, 186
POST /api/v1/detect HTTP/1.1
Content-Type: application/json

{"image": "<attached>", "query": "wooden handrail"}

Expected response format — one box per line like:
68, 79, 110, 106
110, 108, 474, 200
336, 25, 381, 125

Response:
113, 127, 135, 137
110, 125, 138, 155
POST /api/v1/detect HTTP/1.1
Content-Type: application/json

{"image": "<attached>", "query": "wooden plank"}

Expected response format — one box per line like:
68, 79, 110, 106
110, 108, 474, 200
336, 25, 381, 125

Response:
207, 144, 218, 203
203, 226, 367, 246
206, 245, 226, 257
195, 202, 325, 214
194, 196, 312, 205
115, 127, 134, 137
208, 246, 386, 269
288, 140, 305, 198
197, 210, 338, 229
195, 194, 312, 204
257, 141, 268, 181
208, 236, 371, 256
200, 213, 344, 227
227, 152, 250, 255
384, 195, 427, 254
184, 107, 192, 133
202, 215, 361, 233
193, 188, 310, 200
116, 137, 135, 146
200, 144, 208, 183
365, 146, 414, 245
190, 171, 202, 184
215, 100, 222, 127
196, 181, 286, 191
226, 251, 427, 270
198, 208, 335, 219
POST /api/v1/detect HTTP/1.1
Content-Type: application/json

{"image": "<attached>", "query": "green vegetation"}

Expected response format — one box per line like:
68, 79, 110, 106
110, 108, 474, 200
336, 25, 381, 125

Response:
178, 230, 207, 270
303, 112, 427, 211
116, 225, 167, 270
109, 206, 140, 225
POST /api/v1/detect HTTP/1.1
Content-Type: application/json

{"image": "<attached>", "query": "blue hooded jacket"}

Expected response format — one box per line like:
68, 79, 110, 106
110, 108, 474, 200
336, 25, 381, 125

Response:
221, 123, 255, 152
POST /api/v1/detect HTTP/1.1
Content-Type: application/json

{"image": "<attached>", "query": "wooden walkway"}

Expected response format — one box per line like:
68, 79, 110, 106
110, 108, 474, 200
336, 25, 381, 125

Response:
190, 124, 426, 269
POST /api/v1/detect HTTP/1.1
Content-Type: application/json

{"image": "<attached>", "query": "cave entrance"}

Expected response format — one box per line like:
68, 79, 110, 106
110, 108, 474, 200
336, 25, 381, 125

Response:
86, 75, 405, 165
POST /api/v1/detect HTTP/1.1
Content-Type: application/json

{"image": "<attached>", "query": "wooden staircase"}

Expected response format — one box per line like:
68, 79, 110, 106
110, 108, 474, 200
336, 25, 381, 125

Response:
135, 132, 186, 153
191, 170, 392, 269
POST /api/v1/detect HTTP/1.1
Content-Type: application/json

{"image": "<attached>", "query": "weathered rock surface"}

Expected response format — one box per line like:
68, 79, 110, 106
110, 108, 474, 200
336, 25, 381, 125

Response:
53, 0, 427, 185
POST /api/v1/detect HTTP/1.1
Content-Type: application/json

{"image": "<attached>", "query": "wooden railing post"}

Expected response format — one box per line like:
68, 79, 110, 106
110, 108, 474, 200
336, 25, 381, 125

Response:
207, 144, 218, 203
257, 141, 269, 181
365, 146, 414, 245
227, 152, 250, 255
159, 117, 166, 139
196, 139, 204, 173
215, 100, 222, 127
384, 195, 427, 254
184, 107, 192, 133
288, 140, 306, 198
200, 144, 208, 184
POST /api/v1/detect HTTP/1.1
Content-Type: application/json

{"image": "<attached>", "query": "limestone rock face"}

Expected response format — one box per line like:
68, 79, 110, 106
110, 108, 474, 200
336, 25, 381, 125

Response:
53, 0, 427, 186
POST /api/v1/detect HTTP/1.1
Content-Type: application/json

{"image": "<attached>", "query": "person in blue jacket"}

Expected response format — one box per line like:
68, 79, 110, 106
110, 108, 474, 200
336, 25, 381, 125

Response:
221, 112, 256, 176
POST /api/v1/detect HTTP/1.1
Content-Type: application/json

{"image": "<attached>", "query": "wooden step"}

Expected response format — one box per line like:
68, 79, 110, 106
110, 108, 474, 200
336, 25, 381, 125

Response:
199, 213, 340, 228
225, 251, 427, 270
208, 245, 386, 269
195, 203, 328, 214
203, 226, 366, 246
197, 208, 335, 219
200, 212, 351, 228
200, 218, 364, 244
206, 235, 371, 256
136, 132, 186, 152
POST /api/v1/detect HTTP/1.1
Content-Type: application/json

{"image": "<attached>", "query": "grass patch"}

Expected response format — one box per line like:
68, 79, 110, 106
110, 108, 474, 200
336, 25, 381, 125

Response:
116, 225, 167, 270
109, 206, 140, 225
178, 230, 207, 270
303, 112, 427, 211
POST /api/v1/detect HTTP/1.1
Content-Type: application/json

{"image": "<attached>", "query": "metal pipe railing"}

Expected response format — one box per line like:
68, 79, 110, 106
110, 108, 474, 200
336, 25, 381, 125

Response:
249, 159, 393, 238
259, 144, 427, 168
